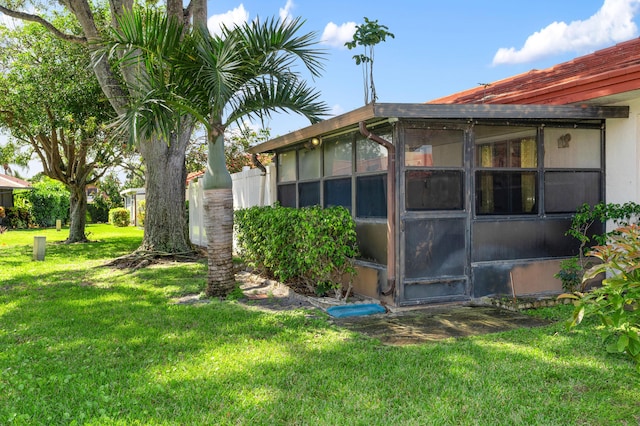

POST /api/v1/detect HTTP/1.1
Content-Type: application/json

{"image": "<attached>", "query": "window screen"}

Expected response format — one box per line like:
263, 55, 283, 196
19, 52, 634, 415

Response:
476, 171, 537, 215
324, 137, 352, 176
356, 139, 388, 173
405, 128, 463, 167
299, 181, 320, 207
545, 171, 601, 213
324, 178, 352, 211
406, 170, 463, 210
356, 175, 387, 218
277, 151, 296, 182
298, 148, 321, 180
277, 184, 296, 207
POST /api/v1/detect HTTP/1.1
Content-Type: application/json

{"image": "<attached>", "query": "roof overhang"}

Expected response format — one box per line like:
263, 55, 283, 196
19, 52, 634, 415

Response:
0, 174, 32, 190
119, 187, 145, 196
250, 103, 628, 153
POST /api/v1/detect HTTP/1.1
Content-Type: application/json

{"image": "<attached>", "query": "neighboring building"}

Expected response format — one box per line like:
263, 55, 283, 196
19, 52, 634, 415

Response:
119, 187, 145, 226
86, 184, 98, 203
0, 173, 31, 208
248, 37, 640, 307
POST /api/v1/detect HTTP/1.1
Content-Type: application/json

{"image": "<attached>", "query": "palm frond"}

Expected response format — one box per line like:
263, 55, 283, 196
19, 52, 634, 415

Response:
226, 75, 329, 126
95, 8, 195, 142
228, 16, 326, 79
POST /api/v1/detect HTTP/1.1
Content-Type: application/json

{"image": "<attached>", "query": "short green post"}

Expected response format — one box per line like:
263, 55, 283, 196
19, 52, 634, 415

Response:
33, 236, 46, 261
56, 219, 61, 231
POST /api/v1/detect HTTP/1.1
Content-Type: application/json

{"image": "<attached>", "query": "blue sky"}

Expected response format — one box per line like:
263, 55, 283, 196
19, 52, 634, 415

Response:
206, 0, 640, 136
2, 0, 640, 176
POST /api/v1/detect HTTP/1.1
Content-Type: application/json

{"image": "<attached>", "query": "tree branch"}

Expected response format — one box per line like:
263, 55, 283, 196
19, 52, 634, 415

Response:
0, 5, 87, 44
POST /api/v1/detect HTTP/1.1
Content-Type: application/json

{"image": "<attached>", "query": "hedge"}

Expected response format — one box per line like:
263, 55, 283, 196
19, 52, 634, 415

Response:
235, 205, 358, 297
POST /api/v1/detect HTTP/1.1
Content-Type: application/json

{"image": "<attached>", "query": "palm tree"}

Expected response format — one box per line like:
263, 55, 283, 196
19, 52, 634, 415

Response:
102, 9, 329, 297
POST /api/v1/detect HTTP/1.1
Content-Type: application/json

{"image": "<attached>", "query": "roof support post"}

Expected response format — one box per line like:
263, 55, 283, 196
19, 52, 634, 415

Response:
359, 121, 396, 297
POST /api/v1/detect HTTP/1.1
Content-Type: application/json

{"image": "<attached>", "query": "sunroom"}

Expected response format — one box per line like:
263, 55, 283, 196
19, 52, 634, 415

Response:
249, 103, 628, 307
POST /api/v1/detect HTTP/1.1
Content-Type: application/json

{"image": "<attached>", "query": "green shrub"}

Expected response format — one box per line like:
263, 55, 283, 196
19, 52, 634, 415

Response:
5, 206, 31, 229
14, 177, 69, 228
87, 194, 111, 223
556, 202, 640, 292
109, 207, 131, 227
235, 205, 358, 297
561, 224, 640, 370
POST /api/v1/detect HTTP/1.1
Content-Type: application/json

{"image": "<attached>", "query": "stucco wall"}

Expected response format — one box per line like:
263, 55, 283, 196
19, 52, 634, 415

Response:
606, 98, 640, 206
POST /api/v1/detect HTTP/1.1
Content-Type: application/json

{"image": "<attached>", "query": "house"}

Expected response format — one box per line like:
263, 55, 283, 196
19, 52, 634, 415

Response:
0, 173, 31, 208
119, 187, 145, 226
86, 184, 98, 203
248, 37, 640, 307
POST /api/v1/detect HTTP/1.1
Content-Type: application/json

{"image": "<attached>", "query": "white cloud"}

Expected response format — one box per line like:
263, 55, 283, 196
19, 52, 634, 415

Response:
330, 104, 345, 117
279, 0, 295, 23
207, 4, 249, 37
493, 0, 640, 65
321, 21, 357, 48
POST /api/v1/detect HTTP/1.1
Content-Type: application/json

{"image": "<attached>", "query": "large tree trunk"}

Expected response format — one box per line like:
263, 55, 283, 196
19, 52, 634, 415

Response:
70, 0, 206, 255
67, 183, 88, 243
138, 125, 193, 253
202, 131, 235, 297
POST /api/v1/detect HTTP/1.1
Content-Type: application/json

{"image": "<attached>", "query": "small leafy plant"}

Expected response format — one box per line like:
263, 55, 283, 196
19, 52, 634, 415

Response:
560, 224, 640, 369
556, 202, 640, 292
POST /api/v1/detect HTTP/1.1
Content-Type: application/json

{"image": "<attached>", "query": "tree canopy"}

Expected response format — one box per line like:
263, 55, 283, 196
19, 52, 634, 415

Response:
0, 14, 122, 241
0, 0, 208, 253
345, 17, 394, 104
100, 7, 329, 295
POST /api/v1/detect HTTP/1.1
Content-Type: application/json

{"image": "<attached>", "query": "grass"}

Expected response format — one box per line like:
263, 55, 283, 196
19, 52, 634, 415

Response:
1, 224, 639, 425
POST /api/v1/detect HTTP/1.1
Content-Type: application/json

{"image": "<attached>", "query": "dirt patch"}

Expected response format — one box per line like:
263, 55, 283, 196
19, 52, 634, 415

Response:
235, 271, 314, 311
176, 271, 553, 345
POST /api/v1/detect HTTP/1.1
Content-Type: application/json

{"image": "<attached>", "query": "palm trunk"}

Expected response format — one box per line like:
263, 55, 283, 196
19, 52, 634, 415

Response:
202, 131, 235, 297
67, 184, 88, 243
203, 188, 235, 296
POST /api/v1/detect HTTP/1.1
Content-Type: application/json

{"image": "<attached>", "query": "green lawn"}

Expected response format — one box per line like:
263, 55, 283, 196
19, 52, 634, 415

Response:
1, 224, 638, 425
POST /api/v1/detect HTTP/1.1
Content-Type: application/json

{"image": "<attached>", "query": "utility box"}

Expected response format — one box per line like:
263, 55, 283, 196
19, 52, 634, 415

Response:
33, 236, 46, 261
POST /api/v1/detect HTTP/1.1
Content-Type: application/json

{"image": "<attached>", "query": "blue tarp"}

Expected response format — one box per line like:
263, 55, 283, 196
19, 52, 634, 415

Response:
327, 303, 386, 318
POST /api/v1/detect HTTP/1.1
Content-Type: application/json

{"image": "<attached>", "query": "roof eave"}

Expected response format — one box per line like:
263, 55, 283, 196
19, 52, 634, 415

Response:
249, 103, 628, 153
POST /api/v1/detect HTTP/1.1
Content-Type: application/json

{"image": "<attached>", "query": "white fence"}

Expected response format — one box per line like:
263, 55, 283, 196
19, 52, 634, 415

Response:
188, 164, 276, 247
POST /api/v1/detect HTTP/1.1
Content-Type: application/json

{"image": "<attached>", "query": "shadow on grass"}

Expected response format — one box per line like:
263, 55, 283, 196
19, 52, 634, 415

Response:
2, 270, 639, 425
1, 225, 638, 424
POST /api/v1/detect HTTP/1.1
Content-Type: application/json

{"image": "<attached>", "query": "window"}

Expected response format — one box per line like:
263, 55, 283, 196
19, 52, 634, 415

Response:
405, 128, 463, 167
277, 150, 296, 182
476, 171, 537, 214
298, 147, 321, 180
404, 127, 464, 211
0, 190, 12, 208
324, 178, 352, 211
543, 128, 602, 212
544, 128, 600, 168
324, 136, 352, 176
356, 175, 387, 218
475, 126, 537, 215
356, 138, 387, 173
406, 170, 463, 210
299, 181, 320, 207
545, 171, 601, 213
278, 183, 296, 207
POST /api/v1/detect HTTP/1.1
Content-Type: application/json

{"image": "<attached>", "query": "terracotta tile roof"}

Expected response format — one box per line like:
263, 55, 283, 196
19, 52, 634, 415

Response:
0, 173, 31, 189
186, 170, 205, 186
429, 37, 640, 105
